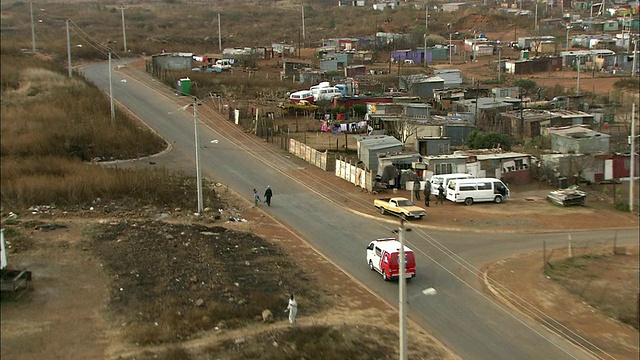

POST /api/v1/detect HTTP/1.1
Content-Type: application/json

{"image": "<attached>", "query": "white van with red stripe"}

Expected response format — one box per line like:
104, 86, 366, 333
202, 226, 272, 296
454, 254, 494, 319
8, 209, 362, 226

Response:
366, 238, 416, 281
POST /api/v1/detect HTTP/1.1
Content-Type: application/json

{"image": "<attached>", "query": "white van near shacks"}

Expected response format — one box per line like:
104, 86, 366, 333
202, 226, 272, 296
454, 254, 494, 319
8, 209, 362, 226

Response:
446, 178, 510, 205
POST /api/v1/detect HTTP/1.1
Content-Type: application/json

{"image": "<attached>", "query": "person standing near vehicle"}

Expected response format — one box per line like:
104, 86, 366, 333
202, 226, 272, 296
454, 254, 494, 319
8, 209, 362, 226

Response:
413, 180, 421, 201
284, 294, 297, 324
424, 180, 431, 207
264, 185, 273, 206
437, 184, 445, 204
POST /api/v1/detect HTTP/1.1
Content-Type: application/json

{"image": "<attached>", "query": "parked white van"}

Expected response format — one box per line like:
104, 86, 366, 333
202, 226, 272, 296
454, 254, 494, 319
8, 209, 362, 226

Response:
429, 173, 474, 196
289, 90, 314, 103
311, 86, 342, 102
445, 178, 510, 205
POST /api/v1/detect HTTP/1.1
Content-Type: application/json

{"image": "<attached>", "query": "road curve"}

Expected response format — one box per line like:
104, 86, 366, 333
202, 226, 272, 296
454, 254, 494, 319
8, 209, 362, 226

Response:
80, 59, 637, 360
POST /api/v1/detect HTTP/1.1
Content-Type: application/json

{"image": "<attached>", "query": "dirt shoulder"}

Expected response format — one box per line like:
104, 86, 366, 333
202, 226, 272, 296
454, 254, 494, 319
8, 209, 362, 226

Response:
484, 247, 639, 360
0, 190, 457, 360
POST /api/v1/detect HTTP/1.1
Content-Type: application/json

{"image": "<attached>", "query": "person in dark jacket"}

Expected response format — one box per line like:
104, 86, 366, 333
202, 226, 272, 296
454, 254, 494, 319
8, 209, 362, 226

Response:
264, 185, 273, 206
423, 180, 431, 207
437, 184, 445, 204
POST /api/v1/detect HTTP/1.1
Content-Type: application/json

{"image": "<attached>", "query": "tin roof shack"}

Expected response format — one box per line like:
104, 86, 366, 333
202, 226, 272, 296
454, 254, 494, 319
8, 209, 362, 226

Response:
423, 150, 532, 183
453, 97, 514, 127
475, 151, 532, 184
423, 153, 469, 176
502, 109, 596, 140
417, 137, 451, 156
517, 36, 556, 50
548, 126, 610, 154
390, 49, 428, 64
283, 60, 313, 78
595, 153, 639, 181
501, 109, 550, 140
320, 58, 338, 72
345, 65, 367, 77
433, 69, 462, 85
378, 152, 426, 190
433, 88, 466, 111
354, 135, 403, 171
150, 53, 193, 75
540, 153, 601, 185
411, 77, 445, 99
504, 57, 562, 74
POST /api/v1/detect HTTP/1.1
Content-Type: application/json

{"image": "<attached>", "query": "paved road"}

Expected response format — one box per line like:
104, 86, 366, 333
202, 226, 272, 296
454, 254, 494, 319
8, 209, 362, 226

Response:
81, 60, 637, 360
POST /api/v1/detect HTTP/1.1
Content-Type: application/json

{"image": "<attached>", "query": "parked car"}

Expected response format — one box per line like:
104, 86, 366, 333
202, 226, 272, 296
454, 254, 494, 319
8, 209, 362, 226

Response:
374, 197, 426, 219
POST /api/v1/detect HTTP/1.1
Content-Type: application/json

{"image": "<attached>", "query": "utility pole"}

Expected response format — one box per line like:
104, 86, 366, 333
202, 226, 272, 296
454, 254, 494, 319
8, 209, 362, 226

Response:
301, 5, 305, 47
218, 13, 222, 52
424, 2, 428, 68
425, 3, 428, 33
630, 103, 636, 213
121, 6, 127, 52
534, 1, 538, 32
498, 46, 501, 83
108, 51, 115, 125
194, 99, 204, 214
566, 26, 570, 52
30, 2, 36, 52
398, 220, 407, 360
424, 33, 427, 68
577, 55, 581, 96
449, 33, 452, 65
632, 39, 638, 78
66, 19, 72, 78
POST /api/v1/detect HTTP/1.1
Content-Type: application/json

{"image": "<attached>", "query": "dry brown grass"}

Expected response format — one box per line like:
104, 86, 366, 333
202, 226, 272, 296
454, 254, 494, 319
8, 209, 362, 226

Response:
0, 49, 197, 209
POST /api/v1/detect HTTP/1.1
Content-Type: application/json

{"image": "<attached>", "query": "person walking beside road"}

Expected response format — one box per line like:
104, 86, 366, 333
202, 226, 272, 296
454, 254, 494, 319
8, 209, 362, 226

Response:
413, 180, 421, 201
437, 184, 445, 204
264, 185, 273, 206
284, 294, 297, 324
253, 189, 261, 206
424, 180, 431, 207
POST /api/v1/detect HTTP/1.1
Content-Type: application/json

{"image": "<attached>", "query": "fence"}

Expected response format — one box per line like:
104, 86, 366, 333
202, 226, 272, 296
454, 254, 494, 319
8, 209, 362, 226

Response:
334, 157, 375, 192
288, 138, 334, 171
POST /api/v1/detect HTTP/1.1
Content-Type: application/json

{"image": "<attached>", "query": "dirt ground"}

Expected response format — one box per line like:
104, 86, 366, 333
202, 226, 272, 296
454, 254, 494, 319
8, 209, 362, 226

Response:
2, 160, 638, 360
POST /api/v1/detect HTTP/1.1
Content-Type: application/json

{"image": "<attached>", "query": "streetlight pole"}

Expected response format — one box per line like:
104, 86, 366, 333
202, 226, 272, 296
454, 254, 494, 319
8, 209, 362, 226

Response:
121, 6, 127, 53
194, 99, 204, 214
449, 33, 452, 65
566, 26, 570, 52
398, 220, 407, 360
576, 55, 581, 96
630, 103, 636, 213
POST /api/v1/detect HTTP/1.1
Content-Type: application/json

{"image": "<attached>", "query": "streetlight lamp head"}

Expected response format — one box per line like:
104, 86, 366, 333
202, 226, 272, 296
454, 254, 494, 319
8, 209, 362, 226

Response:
210, 139, 219, 144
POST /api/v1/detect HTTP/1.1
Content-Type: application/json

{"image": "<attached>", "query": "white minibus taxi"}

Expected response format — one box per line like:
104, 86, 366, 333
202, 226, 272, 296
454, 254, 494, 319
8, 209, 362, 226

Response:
429, 173, 474, 196
446, 178, 510, 205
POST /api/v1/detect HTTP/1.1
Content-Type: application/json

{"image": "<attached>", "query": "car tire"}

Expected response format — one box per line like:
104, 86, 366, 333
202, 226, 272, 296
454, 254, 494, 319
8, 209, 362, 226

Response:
369, 260, 375, 271
382, 270, 389, 281
494, 196, 503, 204
464, 197, 473, 206
379, 207, 386, 215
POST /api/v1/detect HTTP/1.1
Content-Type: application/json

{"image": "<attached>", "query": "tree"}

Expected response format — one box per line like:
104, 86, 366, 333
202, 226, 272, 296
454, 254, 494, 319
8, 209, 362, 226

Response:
514, 79, 537, 98
466, 131, 511, 150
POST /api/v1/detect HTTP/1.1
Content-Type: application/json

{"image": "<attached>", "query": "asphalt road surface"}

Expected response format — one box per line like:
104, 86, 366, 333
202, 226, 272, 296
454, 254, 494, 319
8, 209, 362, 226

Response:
80, 59, 637, 360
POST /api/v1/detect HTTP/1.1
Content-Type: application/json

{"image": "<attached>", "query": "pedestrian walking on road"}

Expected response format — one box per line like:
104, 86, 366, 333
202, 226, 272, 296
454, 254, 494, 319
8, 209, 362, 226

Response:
253, 189, 261, 206
424, 180, 431, 207
264, 185, 273, 206
413, 180, 421, 201
437, 184, 445, 204
284, 294, 298, 324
